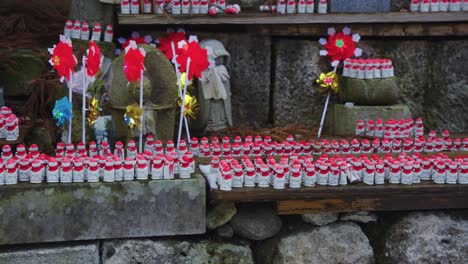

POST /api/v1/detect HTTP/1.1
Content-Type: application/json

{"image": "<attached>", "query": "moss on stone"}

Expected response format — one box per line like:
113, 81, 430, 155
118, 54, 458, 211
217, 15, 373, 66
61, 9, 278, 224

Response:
339, 77, 399, 106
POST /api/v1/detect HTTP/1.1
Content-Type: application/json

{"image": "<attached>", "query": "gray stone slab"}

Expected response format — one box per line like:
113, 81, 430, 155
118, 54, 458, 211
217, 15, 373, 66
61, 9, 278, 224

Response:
330, 0, 391, 13
325, 104, 411, 136
0, 174, 206, 245
0, 242, 99, 264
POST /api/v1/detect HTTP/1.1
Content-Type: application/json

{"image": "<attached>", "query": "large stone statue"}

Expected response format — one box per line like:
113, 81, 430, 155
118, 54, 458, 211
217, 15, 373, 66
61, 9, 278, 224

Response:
194, 39, 233, 132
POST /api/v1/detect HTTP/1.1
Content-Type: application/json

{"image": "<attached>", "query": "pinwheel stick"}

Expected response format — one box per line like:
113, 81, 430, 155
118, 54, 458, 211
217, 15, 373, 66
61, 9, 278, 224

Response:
68, 69, 73, 143
171, 41, 192, 145
177, 58, 191, 147
139, 69, 144, 153
82, 56, 87, 143
317, 64, 338, 138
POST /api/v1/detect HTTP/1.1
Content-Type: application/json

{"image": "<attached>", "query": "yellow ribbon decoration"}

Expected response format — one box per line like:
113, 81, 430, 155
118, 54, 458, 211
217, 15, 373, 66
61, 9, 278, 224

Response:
124, 103, 143, 129
178, 72, 192, 88
316, 71, 339, 94
87, 97, 100, 126
178, 94, 200, 121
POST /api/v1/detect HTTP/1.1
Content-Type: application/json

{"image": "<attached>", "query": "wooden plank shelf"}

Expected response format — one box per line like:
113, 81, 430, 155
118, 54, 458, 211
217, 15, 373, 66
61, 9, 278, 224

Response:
118, 12, 468, 25
118, 12, 468, 36
210, 182, 468, 214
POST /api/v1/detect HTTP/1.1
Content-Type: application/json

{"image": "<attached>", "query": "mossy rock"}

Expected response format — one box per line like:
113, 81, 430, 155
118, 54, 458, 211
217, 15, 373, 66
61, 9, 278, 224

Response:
0, 50, 47, 96
108, 44, 178, 143
339, 77, 400, 106
24, 127, 56, 154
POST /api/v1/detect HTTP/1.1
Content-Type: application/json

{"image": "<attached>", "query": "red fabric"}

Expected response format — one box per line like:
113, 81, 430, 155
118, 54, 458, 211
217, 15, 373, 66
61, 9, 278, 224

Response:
158, 31, 187, 60
50, 39, 77, 81
124, 42, 145, 83
86, 41, 102, 78
176, 40, 210, 81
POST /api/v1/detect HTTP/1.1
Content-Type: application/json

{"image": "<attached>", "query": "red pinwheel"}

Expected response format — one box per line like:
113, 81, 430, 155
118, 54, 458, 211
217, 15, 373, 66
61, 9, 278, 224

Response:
158, 30, 188, 61
86, 41, 102, 78
123, 40, 146, 83
48, 35, 78, 82
319, 27, 362, 66
176, 37, 210, 81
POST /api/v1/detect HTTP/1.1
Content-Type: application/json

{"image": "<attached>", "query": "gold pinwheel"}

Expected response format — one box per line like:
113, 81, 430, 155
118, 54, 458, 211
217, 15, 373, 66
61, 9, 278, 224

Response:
316, 71, 339, 94
124, 103, 143, 129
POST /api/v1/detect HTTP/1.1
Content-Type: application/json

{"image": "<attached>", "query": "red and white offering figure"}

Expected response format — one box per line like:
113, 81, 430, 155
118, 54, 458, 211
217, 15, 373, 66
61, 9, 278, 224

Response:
29, 159, 42, 184
410, 0, 420, 11
100, 141, 111, 156
225, 4, 241, 14
440, 0, 450, 11
453, 138, 462, 151
388, 160, 401, 184
18, 158, 30, 182
219, 166, 232, 191
289, 164, 302, 188
355, 119, 365, 136
316, 161, 329, 185
86, 159, 99, 182
135, 155, 149, 180
73, 158, 85, 182
303, 163, 316, 187
463, 0, 468, 11
419, 158, 431, 180
0, 115, 6, 139
72, 20, 81, 39
458, 162, 468, 184
114, 157, 123, 181
154, 140, 164, 156
91, 23, 102, 41
306, 0, 314, 13
179, 156, 191, 179
401, 162, 413, 185
362, 161, 375, 185
151, 156, 163, 179
328, 163, 340, 186
446, 161, 458, 184
102, 159, 114, 182
104, 25, 113, 42
351, 139, 361, 154
191, 0, 200, 14
432, 161, 446, 184
431, 0, 440, 11
5, 115, 18, 141
5, 159, 18, 184
189, 137, 200, 156
144, 135, 155, 154
420, 0, 430, 12
127, 140, 137, 159
449, 0, 462, 11
232, 164, 244, 188
374, 161, 385, 184
163, 155, 175, 179
76, 142, 86, 156
64, 20, 73, 37
0, 161, 4, 185
144, 0, 152, 13
123, 158, 135, 181
46, 158, 60, 183
15, 144, 27, 160
60, 158, 73, 183
277, 0, 286, 13
114, 141, 125, 159
80, 21, 89, 40
65, 142, 75, 157
412, 161, 422, 183
121, 0, 131, 14
131, 0, 140, 14
200, 0, 209, 14
318, 0, 327, 13
273, 164, 286, 189
244, 163, 256, 187
297, 0, 306, 13
88, 141, 98, 157
180, 0, 190, 14
172, 0, 181, 14
257, 164, 270, 188
1, 145, 12, 161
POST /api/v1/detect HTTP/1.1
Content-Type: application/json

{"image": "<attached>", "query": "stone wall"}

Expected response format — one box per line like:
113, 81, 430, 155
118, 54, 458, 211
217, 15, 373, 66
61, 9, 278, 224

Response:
2, 206, 468, 264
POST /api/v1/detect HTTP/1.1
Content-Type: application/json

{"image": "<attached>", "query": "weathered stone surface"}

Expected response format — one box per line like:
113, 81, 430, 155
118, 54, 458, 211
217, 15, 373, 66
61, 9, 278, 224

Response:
341, 211, 378, 223
330, 0, 391, 13
207, 202, 237, 230
424, 41, 468, 132
273, 39, 329, 127
70, 0, 114, 28
339, 77, 399, 105
256, 222, 374, 264
0, 51, 46, 96
0, 174, 205, 245
0, 242, 99, 264
217, 224, 235, 238
102, 239, 254, 264
325, 104, 411, 136
384, 211, 468, 264
302, 212, 339, 226
73, 39, 116, 60
24, 126, 56, 154
230, 203, 282, 240
108, 44, 178, 142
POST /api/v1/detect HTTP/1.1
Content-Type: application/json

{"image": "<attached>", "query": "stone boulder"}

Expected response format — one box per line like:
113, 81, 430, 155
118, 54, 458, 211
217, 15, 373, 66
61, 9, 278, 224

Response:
207, 202, 237, 230
302, 212, 339, 226
217, 224, 234, 238
340, 211, 378, 223
384, 211, 468, 264
230, 203, 282, 240
339, 77, 399, 105
256, 222, 374, 264
107, 44, 178, 143
102, 239, 254, 264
